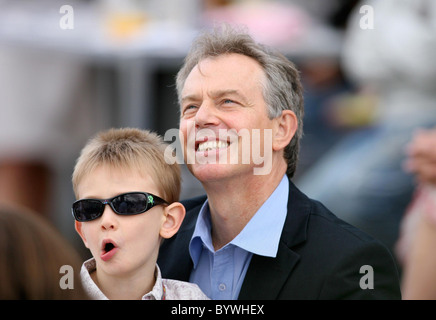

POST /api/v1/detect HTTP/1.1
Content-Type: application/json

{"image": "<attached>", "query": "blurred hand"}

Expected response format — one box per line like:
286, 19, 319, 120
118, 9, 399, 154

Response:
405, 128, 436, 185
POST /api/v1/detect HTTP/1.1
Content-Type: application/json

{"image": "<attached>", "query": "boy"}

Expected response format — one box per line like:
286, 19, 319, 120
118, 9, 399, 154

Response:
71, 128, 208, 300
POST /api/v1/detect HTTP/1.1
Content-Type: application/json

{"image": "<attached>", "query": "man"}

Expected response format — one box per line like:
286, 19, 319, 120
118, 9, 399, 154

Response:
158, 25, 401, 299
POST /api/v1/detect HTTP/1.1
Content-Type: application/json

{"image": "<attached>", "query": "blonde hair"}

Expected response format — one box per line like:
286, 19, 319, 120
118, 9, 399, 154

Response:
72, 128, 181, 203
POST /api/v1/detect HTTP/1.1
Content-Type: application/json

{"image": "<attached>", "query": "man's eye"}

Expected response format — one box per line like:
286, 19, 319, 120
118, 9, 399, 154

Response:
182, 105, 197, 115
223, 99, 234, 104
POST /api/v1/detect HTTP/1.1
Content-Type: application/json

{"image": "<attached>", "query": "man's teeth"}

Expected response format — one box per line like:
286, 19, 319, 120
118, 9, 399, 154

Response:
197, 140, 229, 152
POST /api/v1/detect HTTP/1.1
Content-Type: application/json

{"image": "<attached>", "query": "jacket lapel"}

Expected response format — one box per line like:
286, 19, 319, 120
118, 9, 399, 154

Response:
238, 180, 311, 299
238, 242, 300, 299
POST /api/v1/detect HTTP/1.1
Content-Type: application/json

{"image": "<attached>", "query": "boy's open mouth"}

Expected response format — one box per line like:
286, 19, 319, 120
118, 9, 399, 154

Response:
101, 239, 118, 261
104, 242, 115, 253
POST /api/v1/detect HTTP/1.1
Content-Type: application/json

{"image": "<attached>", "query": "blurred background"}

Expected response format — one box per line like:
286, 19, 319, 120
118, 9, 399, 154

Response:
1, 0, 435, 278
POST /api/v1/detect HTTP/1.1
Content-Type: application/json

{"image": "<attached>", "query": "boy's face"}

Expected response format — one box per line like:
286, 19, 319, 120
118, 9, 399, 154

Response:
75, 165, 166, 278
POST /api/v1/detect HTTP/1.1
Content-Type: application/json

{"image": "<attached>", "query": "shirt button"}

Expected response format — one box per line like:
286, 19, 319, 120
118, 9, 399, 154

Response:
218, 283, 226, 291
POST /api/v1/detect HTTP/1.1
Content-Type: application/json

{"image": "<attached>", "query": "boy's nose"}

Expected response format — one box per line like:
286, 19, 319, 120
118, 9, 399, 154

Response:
100, 205, 118, 230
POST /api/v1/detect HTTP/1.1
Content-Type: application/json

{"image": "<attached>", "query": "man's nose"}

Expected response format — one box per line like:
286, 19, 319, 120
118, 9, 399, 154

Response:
194, 101, 220, 128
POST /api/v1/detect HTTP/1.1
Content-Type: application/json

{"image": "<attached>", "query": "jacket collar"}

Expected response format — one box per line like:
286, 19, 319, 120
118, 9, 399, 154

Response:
238, 180, 311, 299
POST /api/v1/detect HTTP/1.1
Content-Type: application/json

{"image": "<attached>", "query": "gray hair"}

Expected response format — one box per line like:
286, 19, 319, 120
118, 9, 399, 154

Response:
176, 25, 304, 178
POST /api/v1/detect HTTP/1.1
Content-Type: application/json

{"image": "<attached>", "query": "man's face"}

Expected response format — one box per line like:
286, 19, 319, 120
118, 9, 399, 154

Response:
179, 53, 277, 182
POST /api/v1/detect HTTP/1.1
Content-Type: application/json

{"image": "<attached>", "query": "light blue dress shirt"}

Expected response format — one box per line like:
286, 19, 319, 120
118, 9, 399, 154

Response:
189, 175, 289, 300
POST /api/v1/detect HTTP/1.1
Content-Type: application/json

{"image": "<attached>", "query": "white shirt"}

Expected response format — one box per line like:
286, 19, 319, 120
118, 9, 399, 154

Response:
80, 258, 209, 300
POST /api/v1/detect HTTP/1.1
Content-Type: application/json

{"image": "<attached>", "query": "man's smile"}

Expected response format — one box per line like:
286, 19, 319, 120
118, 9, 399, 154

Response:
197, 140, 230, 152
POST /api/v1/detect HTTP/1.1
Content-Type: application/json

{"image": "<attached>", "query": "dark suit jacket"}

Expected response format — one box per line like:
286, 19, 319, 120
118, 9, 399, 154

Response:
158, 180, 402, 299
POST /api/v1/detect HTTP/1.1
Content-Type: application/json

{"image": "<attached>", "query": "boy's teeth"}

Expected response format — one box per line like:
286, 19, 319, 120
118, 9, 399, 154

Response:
198, 140, 229, 152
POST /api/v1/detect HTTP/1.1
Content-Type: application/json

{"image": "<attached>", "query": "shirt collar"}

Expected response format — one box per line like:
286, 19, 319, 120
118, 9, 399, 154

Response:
80, 258, 165, 300
189, 201, 213, 268
189, 175, 289, 265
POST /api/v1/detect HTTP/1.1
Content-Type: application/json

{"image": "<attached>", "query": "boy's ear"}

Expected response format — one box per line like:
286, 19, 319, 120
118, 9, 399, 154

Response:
160, 202, 186, 239
272, 109, 298, 151
75, 221, 89, 248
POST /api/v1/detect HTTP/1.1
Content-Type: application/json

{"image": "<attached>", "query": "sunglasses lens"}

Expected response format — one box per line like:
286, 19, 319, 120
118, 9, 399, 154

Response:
73, 200, 104, 221
112, 193, 149, 214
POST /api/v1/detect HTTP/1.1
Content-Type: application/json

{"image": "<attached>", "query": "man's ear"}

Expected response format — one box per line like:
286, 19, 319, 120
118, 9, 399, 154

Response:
160, 202, 186, 239
272, 110, 298, 151
75, 221, 89, 248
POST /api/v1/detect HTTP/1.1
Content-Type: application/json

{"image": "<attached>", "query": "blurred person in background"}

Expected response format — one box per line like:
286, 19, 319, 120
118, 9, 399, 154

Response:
0, 202, 88, 299
0, 0, 92, 217
396, 128, 436, 299
404, 129, 436, 186
296, 0, 436, 262
0, 46, 88, 216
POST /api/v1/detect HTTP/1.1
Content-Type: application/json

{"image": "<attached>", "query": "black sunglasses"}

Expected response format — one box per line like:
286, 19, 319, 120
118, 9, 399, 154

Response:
72, 192, 169, 222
